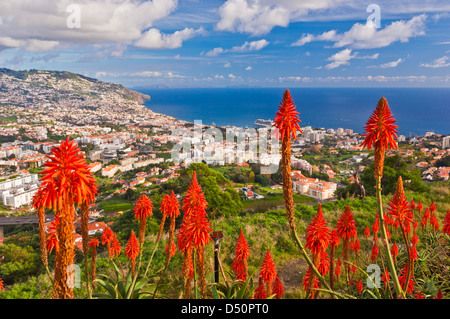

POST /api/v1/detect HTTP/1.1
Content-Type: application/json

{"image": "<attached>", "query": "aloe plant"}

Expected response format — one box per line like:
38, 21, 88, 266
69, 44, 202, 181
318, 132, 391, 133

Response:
92, 261, 155, 299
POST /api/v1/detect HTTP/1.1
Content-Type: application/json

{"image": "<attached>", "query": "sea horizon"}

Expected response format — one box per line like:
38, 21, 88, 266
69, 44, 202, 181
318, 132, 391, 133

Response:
139, 87, 450, 136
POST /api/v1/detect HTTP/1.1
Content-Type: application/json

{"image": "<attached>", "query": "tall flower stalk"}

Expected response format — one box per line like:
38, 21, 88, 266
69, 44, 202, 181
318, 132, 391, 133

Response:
177, 172, 212, 298
232, 229, 250, 281
388, 176, 413, 295
36, 137, 97, 299
304, 205, 330, 299
273, 89, 336, 297
133, 195, 153, 249
336, 205, 357, 285
32, 188, 52, 280
89, 237, 99, 289
152, 191, 181, 298
259, 249, 277, 297
125, 231, 140, 278
361, 97, 404, 298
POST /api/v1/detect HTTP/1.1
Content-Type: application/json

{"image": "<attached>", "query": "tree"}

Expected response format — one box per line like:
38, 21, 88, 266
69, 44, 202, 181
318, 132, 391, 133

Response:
255, 174, 270, 187
0, 244, 41, 284
178, 163, 243, 217
249, 171, 255, 183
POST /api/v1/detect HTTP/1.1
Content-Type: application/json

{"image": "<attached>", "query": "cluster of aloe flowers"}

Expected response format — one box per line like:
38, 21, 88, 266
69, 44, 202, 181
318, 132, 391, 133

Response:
273, 91, 448, 299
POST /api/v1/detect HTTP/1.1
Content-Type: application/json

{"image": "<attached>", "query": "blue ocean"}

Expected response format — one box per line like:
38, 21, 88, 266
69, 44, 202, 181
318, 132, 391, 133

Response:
139, 88, 450, 136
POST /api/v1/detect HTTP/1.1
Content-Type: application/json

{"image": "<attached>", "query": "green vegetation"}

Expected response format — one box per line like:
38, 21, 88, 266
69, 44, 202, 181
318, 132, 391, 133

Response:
97, 197, 133, 214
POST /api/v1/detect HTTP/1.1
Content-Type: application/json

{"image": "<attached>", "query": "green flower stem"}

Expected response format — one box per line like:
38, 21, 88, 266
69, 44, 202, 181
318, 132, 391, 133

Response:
376, 177, 405, 299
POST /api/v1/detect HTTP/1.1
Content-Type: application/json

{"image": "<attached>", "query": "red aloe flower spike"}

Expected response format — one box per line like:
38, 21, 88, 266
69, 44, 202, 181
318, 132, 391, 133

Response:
259, 249, 277, 296
417, 201, 423, 213
414, 291, 426, 299
272, 275, 284, 299
133, 194, 153, 247
353, 238, 360, 257
388, 176, 412, 224
399, 264, 415, 294
429, 201, 436, 214
391, 242, 398, 264
360, 97, 398, 179
305, 205, 331, 255
253, 276, 267, 299
101, 226, 114, 257
382, 269, 390, 289
305, 205, 331, 298
273, 89, 302, 141
431, 214, 440, 232
330, 229, 340, 249
411, 231, 419, 246
356, 278, 363, 295
335, 258, 341, 282
336, 205, 357, 280
110, 234, 122, 259
158, 190, 180, 242
372, 213, 380, 240
177, 171, 211, 298
410, 199, 416, 210
232, 229, 250, 281
434, 288, 443, 299
370, 241, 379, 261
125, 231, 140, 278
302, 268, 320, 295
442, 210, 450, 235
364, 225, 370, 240
423, 208, 430, 220
329, 229, 339, 290
410, 245, 418, 261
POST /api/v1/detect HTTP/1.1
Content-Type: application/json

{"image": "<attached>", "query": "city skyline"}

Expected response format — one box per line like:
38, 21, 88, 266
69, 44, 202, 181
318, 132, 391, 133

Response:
0, 0, 449, 88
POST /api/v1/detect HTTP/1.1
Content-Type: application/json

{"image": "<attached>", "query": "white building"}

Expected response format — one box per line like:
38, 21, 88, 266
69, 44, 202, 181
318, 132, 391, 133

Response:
443, 136, 450, 149
0, 174, 40, 208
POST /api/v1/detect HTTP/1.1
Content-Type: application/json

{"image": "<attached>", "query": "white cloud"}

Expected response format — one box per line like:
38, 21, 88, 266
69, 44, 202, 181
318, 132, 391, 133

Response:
204, 47, 225, 57
94, 70, 184, 78
334, 15, 427, 49
203, 39, 269, 56
131, 71, 164, 77
135, 27, 205, 49
291, 30, 337, 46
216, 0, 349, 36
0, 0, 179, 52
245, 66, 252, 70
230, 39, 269, 52
291, 33, 314, 47
224, 62, 231, 68
228, 73, 236, 79
324, 48, 356, 69
420, 56, 450, 68
357, 53, 379, 59
277, 74, 447, 84
291, 15, 427, 49
368, 58, 404, 68
367, 59, 399, 68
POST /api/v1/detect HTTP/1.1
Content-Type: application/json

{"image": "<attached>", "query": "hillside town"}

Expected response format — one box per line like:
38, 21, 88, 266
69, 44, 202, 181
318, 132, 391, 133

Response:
0, 69, 449, 251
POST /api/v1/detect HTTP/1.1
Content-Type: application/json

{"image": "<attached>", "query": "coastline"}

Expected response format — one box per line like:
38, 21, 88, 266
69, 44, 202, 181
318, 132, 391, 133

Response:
138, 87, 450, 136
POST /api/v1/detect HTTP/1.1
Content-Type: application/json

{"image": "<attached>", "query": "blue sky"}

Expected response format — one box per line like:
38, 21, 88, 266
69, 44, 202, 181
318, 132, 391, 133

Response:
0, 0, 449, 88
